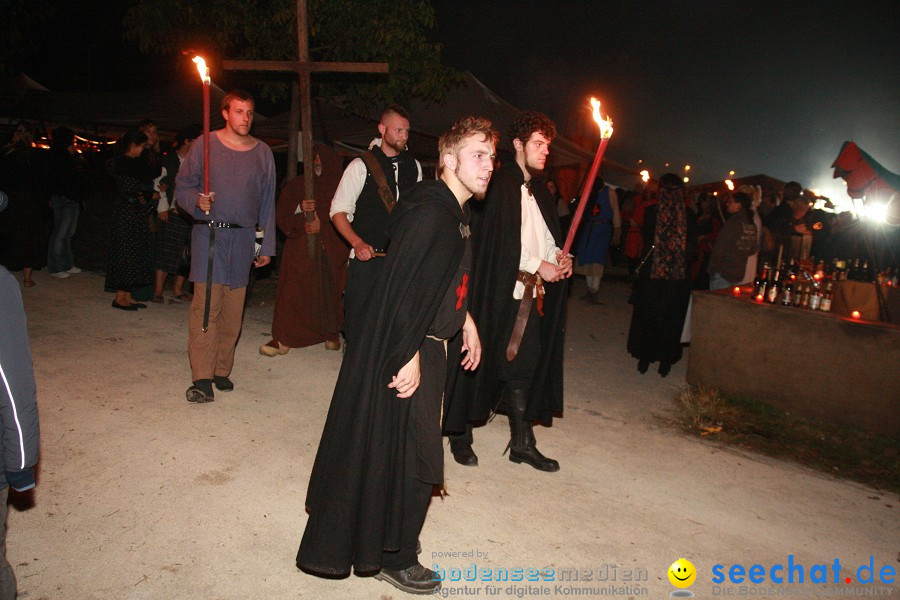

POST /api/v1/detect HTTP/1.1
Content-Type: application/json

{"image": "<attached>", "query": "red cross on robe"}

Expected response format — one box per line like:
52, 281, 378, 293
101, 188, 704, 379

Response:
455, 273, 469, 310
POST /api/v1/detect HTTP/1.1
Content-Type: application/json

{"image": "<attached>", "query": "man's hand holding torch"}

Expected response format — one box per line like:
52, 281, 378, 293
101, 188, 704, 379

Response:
197, 191, 215, 214
556, 250, 573, 278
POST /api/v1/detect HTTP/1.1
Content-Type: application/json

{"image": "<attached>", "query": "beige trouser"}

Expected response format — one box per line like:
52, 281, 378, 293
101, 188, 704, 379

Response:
188, 283, 247, 381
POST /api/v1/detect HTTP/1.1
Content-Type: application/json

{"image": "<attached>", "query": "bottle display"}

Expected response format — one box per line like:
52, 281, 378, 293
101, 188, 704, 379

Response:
819, 281, 833, 312
746, 256, 896, 320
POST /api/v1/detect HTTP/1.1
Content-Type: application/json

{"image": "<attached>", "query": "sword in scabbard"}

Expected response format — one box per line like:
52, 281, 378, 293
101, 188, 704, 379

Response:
202, 224, 215, 333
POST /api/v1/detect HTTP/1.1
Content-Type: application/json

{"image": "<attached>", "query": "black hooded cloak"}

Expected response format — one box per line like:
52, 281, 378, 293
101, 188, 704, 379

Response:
444, 162, 566, 430
297, 179, 471, 575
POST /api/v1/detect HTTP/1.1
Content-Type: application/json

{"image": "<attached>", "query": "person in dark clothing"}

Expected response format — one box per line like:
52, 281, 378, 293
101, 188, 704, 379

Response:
0, 122, 49, 287
152, 125, 201, 303
708, 191, 758, 290
105, 129, 154, 310
46, 126, 86, 279
329, 104, 423, 346
627, 173, 697, 377
0, 192, 41, 600
445, 111, 572, 472
296, 116, 494, 595
765, 181, 800, 261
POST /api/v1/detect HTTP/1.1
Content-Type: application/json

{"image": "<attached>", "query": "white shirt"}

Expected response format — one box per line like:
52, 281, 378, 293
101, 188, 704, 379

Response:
329, 140, 423, 257
515, 183, 560, 299
153, 153, 186, 212
154, 167, 169, 213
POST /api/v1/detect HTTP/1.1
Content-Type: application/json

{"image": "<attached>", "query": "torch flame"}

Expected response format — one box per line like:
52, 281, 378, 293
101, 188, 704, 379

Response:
193, 56, 211, 84
725, 179, 734, 191
590, 98, 614, 140
640, 170, 650, 183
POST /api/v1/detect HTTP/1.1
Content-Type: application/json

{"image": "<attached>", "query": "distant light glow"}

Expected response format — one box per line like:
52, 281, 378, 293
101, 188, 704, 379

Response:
851, 310, 861, 320
864, 202, 889, 223
683, 176, 690, 183
684, 165, 691, 171
729, 170, 735, 177
640, 170, 650, 183
725, 179, 734, 191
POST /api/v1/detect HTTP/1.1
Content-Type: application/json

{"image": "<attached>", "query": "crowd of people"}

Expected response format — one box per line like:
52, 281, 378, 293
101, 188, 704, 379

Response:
0, 90, 884, 598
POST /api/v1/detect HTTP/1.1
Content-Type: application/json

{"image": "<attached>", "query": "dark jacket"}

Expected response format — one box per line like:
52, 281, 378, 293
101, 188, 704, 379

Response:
47, 148, 84, 202
445, 163, 567, 429
0, 267, 40, 491
708, 211, 758, 283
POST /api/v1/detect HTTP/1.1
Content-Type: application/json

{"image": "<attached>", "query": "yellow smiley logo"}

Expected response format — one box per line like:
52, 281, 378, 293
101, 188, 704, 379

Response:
668, 558, 697, 588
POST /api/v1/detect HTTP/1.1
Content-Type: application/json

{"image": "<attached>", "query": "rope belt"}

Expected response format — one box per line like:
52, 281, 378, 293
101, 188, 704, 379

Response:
506, 271, 544, 361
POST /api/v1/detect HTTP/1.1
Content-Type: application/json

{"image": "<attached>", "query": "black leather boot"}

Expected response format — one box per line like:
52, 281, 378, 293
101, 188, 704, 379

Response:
448, 424, 478, 466
506, 388, 560, 472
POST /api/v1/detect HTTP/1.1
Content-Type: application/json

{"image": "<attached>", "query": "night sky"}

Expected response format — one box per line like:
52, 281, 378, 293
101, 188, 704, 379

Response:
14, 1, 900, 199
432, 1, 900, 197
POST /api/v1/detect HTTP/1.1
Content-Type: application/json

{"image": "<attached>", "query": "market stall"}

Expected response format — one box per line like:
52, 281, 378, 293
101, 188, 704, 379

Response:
686, 286, 900, 436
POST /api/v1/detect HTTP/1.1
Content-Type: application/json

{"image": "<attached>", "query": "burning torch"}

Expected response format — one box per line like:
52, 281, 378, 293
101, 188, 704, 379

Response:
193, 55, 212, 215
562, 98, 614, 255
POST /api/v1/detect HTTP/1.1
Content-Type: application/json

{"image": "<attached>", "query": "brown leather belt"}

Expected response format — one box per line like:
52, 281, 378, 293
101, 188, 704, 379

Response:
505, 271, 544, 361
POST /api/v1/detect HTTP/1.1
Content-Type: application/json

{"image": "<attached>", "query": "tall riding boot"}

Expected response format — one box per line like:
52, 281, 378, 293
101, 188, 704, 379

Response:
506, 388, 560, 472
448, 424, 478, 467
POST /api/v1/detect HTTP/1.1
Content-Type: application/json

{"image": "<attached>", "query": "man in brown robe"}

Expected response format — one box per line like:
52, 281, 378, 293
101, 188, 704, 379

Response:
260, 143, 349, 355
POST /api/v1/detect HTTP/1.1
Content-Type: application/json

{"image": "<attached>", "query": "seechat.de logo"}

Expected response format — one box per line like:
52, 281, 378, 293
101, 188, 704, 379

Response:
711, 555, 896, 586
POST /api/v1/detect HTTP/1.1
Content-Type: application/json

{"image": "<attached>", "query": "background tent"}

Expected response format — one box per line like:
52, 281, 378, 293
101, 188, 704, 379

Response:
1, 75, 238, 141
832, 141, 900, 225
832, 141, 900, 200
253, 73, 600, 164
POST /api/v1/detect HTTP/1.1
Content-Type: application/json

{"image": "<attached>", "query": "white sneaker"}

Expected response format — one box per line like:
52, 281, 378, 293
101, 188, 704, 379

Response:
67, 266, 82, 274
50, 272, 70, 279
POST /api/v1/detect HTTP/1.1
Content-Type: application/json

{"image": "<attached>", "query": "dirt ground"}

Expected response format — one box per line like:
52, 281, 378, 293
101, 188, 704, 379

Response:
7, 269, 897, 599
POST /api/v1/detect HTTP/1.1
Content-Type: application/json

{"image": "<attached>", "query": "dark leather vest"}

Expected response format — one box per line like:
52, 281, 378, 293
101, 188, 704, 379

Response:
353, 146, 418, 251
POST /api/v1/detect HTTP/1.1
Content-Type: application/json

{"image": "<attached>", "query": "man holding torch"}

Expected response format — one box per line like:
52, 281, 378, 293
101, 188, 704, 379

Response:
445, 111, 571, 472
176, 90, 276, 403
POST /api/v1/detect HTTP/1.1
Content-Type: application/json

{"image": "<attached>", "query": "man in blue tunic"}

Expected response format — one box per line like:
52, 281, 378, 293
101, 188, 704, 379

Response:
574, 177, 621, 304
176, 90, 276, 403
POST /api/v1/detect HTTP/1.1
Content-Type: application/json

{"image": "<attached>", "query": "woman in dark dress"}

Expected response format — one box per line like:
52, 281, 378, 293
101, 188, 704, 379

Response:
627, 173, 696, 377
105, 129, 153, 311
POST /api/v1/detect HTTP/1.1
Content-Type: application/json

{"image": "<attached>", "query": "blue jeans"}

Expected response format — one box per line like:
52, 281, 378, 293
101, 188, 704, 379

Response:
47, 195, 80, 273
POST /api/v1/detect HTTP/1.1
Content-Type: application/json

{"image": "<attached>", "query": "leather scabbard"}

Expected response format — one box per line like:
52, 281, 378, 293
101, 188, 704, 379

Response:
202, 226, 215, 333
505, 272, 543, 361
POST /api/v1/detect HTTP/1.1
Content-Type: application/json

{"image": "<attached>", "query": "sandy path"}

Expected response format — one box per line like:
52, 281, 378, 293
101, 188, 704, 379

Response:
7, 270, 896, 599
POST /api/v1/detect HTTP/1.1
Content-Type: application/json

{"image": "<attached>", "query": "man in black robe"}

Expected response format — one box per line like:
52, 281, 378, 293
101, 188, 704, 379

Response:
445, 111, 571, 473
296, 116, 497, 595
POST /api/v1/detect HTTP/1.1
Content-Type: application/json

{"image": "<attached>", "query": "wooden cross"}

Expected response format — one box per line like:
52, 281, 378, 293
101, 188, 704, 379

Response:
223, 0, 388, 252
